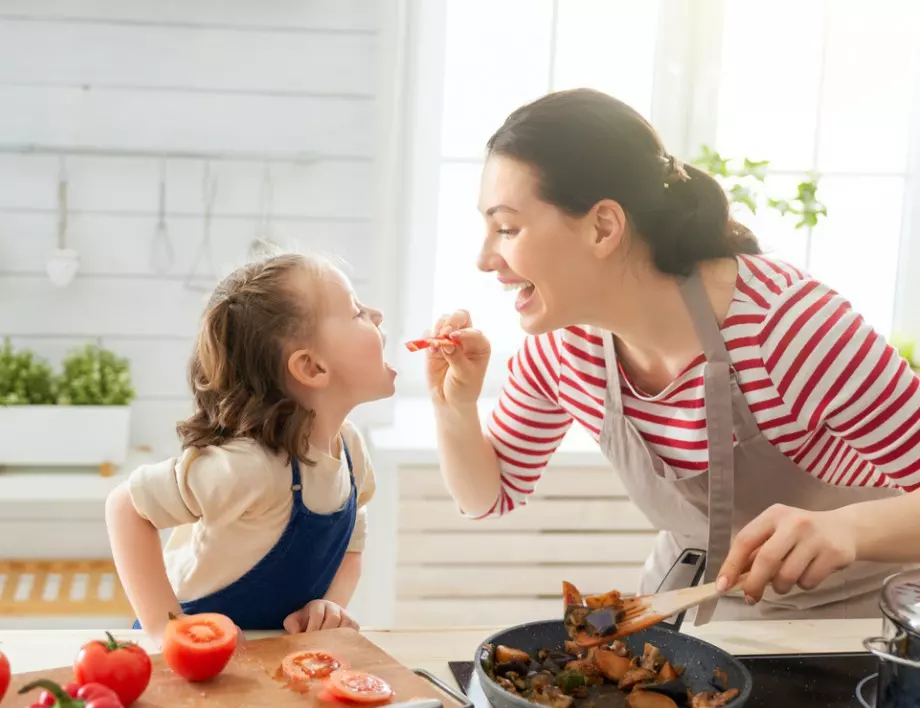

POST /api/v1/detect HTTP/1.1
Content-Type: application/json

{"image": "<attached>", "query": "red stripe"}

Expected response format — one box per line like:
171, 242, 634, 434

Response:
759, 257, 793, 287
766, 288, 836, 377
758, 280, 820, 344
534, 335, 559, 385
498, 399, 570, 430
623, 405, 707, 429
781, 300, 851, 417
562, 340, 605, 367
494, 448, 548, 470
567, 325, 604, 346
523, 341, 555, 399
828, 346, 896, 431
492, 410, 567, 445
736, 275, 772, 310
807, 319, 874, 428
559, 373, 604, 406
559, 388, 604, 421
560, 357, 606, 389
840, 357, 909, 438
746, 257, 783, 295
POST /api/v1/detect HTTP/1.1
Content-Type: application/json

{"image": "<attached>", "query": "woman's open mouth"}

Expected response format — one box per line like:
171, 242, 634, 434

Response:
503, 280, 536, 312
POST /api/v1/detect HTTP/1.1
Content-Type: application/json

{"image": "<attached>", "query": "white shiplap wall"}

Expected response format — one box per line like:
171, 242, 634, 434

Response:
0, 1, 388, 457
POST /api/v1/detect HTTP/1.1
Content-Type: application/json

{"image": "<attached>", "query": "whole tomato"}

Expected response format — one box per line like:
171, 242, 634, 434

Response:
73, 632, 151, 706
0, 651, 10, 702
20, 678, 122, 708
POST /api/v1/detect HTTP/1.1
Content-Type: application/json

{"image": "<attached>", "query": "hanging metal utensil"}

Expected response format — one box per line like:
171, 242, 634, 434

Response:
46, 156, 80, 288
248, 162, 279, 259
150, 158, 174, 274
185, 161, 219, 292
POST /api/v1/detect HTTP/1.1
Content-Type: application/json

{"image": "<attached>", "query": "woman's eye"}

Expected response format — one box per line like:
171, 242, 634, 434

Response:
497, 227, 518, 236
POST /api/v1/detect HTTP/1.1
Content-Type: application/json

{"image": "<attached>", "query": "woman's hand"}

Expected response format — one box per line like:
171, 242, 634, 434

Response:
717, 504, 858, 603
425, 309, 491, 407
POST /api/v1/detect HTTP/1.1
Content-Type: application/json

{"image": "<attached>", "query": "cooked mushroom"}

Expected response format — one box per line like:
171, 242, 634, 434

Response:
593, 647, 632, 681
626, 691, 680, 708
495, 660, 530, 678
712, 668, 728, 690
496, 645, 532, 664
641, 643, 662, 672
690, 689, 741, 707
618, 667, 657, 691
658, 661, 678, 683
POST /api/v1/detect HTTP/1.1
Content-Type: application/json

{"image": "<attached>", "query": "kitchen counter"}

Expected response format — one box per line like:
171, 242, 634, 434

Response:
0, 619, 881, 686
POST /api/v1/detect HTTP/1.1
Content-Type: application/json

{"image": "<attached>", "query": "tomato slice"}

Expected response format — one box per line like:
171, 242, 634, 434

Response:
162, 612, 238, 682
282, 650, 349, 682
325, 669, 394, 704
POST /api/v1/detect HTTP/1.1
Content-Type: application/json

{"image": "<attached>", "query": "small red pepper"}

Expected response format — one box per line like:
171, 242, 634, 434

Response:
405, 335, 454, 352
20, 678, 123, 708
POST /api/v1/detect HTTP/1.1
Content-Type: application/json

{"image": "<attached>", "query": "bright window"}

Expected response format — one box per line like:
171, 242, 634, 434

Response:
399, 0, 920, 392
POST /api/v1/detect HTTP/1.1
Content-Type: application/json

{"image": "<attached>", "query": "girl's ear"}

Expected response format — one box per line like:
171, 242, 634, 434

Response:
287, 348, 329, 389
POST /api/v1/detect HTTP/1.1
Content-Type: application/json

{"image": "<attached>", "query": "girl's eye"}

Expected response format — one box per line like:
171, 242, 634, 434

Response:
497, 227, 519, 237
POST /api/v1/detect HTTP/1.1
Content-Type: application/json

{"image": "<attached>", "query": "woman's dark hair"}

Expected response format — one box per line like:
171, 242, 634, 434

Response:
486, 88, 760, 275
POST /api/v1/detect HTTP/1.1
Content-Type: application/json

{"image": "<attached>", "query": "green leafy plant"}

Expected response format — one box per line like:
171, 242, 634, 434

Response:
692, 144, 828, 228
56, 344, 136, 406
0, 337, 57, 405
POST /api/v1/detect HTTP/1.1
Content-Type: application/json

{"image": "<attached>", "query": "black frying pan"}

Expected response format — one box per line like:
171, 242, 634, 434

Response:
473, 550, 753, 707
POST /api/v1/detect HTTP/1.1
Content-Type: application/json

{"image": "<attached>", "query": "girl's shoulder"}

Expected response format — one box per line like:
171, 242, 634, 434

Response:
178, 437, 288, 481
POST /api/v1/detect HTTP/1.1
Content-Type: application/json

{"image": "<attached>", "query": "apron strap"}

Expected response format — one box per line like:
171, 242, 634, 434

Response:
678, 268, 735, 625
602, 332, 625, 416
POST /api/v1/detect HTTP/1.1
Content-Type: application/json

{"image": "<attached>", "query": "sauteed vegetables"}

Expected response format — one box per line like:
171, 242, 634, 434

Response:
479, 641, 740, 708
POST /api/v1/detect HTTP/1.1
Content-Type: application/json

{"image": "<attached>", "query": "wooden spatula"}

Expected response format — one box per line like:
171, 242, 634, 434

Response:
570, 573, 749, 647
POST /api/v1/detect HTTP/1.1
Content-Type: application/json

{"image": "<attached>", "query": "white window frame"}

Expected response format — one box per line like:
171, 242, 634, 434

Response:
393, 0, 920, 399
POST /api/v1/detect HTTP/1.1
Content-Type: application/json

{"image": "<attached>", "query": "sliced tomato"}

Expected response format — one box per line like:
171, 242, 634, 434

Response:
317, 687, 350, 703
162, 612, 238, 682
282, 650, 349, 682
325, 669, 394, 704
404, 336, 452, 352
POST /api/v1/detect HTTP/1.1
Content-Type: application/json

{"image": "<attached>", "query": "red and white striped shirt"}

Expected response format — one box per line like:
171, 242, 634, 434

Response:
483, 254, 920, 518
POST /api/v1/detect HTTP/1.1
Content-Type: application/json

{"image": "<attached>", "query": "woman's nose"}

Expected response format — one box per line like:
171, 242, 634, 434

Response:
477, 236, 502, 273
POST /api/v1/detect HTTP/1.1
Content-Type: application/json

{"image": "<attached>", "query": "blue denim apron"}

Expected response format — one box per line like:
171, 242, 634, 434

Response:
134, 439, 356, 631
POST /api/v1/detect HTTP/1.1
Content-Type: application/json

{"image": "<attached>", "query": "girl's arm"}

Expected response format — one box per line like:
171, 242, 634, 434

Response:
323, 551, 362, 607
105, 482, 183, 642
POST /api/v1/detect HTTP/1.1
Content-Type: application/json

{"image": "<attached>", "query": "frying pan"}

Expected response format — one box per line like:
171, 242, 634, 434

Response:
473, 549, 754, 707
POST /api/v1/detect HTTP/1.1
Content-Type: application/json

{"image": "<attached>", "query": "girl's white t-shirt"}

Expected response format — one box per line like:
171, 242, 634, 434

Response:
128, 420, 375, 602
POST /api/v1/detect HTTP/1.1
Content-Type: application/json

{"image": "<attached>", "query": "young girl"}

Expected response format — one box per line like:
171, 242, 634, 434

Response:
105, 253, 395, 641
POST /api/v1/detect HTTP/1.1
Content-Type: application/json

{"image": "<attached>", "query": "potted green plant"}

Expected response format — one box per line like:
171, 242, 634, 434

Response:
0, 339, 136, 468
692, 145, 827, 228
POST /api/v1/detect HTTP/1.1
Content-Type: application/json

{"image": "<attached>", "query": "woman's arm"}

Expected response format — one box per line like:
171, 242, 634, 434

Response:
720, 278, 920, 598
105, 482, 183, 642
431, 320, 574, 518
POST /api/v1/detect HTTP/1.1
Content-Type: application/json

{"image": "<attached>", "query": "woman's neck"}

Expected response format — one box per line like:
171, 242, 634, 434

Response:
585, 257, 738, 392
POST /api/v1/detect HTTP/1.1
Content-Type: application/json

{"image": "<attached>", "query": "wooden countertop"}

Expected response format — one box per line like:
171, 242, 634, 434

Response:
0, 619, 882, 686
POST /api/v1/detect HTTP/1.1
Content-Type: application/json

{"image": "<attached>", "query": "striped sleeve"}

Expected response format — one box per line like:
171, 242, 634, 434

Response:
757, 280, 920, 492
480, 332, 574, 518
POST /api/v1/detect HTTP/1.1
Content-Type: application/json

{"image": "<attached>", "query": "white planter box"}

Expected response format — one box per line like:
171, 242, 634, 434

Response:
0, 406, 131, 466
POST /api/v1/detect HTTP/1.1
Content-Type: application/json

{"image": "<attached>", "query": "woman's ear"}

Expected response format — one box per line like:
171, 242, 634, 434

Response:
589, 200, 628, 258
287, 348, 329, 389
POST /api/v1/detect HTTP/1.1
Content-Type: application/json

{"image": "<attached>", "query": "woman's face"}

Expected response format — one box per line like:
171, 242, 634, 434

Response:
477, 155, 611, 335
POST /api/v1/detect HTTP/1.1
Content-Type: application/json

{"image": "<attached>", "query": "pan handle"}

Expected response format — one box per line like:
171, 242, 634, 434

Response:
413, 669, 474, 708
654, 548, 708, 632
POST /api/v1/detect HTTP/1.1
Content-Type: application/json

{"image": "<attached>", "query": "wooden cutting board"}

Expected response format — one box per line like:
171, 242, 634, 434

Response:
1, 628, 466, 708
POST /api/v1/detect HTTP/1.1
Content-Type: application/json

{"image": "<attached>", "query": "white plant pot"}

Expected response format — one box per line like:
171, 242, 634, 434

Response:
0, 405, 131, 466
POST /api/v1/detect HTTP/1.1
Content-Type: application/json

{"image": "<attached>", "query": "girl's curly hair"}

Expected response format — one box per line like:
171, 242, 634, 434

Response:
177, 253, 325, 463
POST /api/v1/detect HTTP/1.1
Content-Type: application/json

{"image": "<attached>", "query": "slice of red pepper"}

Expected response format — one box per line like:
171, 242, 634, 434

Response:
405, 336, 454, 352
20, 679, 123, 708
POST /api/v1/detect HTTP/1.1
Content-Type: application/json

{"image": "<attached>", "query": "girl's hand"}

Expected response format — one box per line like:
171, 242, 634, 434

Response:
425, 309, 491, 407
283, 600, 359, 633
717, 504, 858, 603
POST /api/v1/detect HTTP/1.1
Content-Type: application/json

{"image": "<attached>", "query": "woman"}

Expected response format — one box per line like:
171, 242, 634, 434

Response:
424, 88, 920, 622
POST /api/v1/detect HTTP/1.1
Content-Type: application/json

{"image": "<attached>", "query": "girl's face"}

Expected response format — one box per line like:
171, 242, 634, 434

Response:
288, 266, 396, 408
476, 156, 618, 334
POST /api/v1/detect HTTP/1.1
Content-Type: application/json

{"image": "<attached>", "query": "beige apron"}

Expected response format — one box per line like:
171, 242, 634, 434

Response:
599, 267, 908, 623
